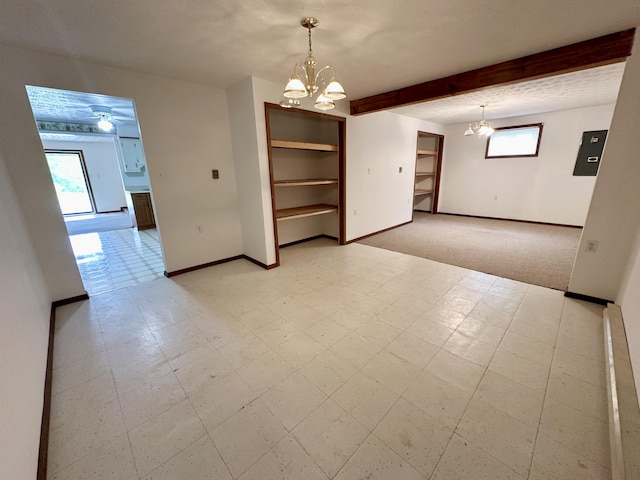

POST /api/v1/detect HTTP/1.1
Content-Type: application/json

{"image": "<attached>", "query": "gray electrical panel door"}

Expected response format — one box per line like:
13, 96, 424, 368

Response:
573, 130, 607, 176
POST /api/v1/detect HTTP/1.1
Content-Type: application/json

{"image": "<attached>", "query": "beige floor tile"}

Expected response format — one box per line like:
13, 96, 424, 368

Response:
431, 433, 525, 480
217, 334, 270, 369
466, 302, 514, 328
333, 434, 423, 480
112, 351, 173, 394
373, 398, 453, 477
119, 372, 186, 430
190, 371, 258, 431
52, 350, 111, 396
555, 328, 605, 363
160, 333, 212, 371
456, 398, 537, 477
385, 331, 439, 368
128, 399, 207, 477
274, 333, 326, 368
442, 331, 498, 367
551, 347, 606, 388
48, 398, 126, 475
292, 398, 369, 478
539, 397, 609, 468
421, 304, 467, 329
546, 370, 608, 422
237, 350, 295, 395
281, 305, 326, 330
299, 349, 358, 395
426, 349, 485, 393
529, 433, 610, 480
474, 370, 544, 426
499, 331, 554, 367
478, 293, 522, 314
332, 372, 399, 431
49, 434, 137, 480
141, 435, 232, 480
405, 317, 454, 346
328, 306, 373, 330
489, 349, 550, 393
210, 399, 287, 478
436, 293, 477, 315
402, 370, 471, 428
508, 316, 558, 346
387, 296, 432, 323
261, 371, 327, 431
51, 372, 118, 430
457, 316, 506, 345
172, 348, 233, 396
238, 435, 329, 480
354, 318, 402, 347
361, 350, 421, 395
329, 333, 382, 369
201, 319, 253, 350
306, 318, 351, 347
236, 305, 281, 332
253, 319, 301, 347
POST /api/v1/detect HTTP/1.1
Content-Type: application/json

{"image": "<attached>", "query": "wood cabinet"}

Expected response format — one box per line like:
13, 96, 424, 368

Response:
265, 103, 346, 265
413, 131, 444, 214
131, 192, 156, 230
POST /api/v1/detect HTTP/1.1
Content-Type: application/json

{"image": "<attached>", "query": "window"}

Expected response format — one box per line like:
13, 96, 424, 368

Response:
485, 123, 543, 158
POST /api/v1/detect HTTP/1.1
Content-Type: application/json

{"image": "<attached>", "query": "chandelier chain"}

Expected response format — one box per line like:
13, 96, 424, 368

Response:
308, 25, 313, 56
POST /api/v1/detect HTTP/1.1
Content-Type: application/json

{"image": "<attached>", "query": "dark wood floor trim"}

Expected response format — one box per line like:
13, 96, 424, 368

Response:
39, 293, 89, 480
241, 254, 278, 270
564, 291, 613, 306
350, 29, 635, 115
440, 212, 583, 229
279, 234, 338, 249
347, 221, 412, 244
164, 255, 245, 277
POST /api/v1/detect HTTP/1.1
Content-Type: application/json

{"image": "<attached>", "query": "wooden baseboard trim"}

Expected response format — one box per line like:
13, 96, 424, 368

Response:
439, 212, 582, 229
280, 234, 338, 249
564, 291, 613, 306
39, 293, 89, 479
164, 255, 244, 277
241, 254, 278, 270
346, 221, 412, 244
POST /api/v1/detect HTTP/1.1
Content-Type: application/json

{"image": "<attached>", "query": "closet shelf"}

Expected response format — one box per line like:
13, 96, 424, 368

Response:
414, 189, 434, 197
415, 172, 435, 177
271, 140, 339, 152
276, 204, 338, 221
274, 178, 339, 187
416, 149, 437, 156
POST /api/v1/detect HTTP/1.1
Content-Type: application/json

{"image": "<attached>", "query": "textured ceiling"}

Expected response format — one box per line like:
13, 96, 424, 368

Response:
3, 1, 639, 123
391, 63, 626, 124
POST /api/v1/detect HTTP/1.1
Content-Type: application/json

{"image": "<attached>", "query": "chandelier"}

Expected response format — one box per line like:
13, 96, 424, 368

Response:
280, 17, 346, 110
92, 106, 114, 132
464, 105, 495, 137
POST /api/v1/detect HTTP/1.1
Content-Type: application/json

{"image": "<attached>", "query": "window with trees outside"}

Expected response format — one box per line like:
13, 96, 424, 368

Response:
485, 123, 543, 158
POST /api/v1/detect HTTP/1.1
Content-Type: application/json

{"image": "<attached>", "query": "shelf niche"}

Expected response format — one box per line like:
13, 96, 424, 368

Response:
413, 131, 444, 214
265, 103, 346, 266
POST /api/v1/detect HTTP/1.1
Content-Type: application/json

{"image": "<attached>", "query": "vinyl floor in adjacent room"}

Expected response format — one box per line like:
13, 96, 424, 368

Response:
49, 239, 610, 480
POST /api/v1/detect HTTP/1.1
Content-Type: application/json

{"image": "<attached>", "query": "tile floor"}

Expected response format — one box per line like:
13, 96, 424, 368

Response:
69, 228, 165, 295
49, 238, 610, 479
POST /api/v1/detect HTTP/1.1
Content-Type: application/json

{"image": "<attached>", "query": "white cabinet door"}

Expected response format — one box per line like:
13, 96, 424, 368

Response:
120, 137, 146, 172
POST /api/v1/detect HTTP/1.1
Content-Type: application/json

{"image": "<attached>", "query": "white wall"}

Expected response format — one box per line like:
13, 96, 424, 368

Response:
42, 138, 127, 212
0, 153, 51, 480
0, 43, 243, 281
439, 105, 615, 226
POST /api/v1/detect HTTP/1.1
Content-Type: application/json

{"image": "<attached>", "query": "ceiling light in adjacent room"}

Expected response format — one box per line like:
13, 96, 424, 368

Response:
464, 105, 495, 137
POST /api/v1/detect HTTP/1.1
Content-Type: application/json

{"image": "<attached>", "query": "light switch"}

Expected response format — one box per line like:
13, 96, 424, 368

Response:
212, 169, 219, 179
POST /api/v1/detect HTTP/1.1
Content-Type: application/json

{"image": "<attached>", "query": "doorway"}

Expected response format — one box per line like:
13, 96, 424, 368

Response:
45, 150, 95, 215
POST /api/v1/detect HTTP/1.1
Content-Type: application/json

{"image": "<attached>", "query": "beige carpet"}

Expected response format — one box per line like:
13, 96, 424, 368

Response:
358, 213, 582, 291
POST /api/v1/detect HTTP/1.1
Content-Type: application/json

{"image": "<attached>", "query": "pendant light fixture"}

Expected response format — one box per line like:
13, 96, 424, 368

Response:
280, 17, 346, 110
91, 106, 114, 132
464, 105, 495, 137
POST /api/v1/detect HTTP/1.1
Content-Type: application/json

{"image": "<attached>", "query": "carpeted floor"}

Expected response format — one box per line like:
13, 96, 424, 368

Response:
357, 213, 582, 291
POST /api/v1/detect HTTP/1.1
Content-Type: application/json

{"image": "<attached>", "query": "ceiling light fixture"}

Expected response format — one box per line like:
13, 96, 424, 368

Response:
91, 106, 114, 132
464, 105, 495, 137
280, 17, 346, 110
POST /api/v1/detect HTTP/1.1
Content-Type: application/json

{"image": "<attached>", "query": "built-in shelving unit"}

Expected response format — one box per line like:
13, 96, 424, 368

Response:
413, 131, 444, 214
265, 103, 346, 265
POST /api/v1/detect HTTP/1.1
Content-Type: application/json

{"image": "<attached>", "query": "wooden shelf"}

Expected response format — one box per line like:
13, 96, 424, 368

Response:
274, 178, 338, 187
416, 149, 438, 156
414, 189, 434, 197
271, 140, 338, 152
415, 172, 435, 177
276, 204, 338, 221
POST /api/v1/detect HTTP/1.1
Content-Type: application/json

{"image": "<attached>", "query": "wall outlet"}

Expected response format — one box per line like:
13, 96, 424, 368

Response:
585, 240, 598, 253
399, 166, 403, 173
196, 225, 202, 233
212, 169, 219, 179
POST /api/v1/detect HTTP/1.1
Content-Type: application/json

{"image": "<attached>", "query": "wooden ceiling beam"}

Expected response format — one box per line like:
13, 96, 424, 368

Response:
349, 29, 636, 116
